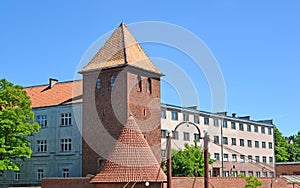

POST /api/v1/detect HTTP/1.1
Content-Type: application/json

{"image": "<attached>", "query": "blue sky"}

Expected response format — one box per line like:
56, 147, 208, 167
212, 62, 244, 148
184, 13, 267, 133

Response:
1, 1, 299, 136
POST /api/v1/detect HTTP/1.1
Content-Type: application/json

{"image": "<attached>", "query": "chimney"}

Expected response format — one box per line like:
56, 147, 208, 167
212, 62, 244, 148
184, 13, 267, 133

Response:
232, 113, 236, 118
49, 78, 58, 88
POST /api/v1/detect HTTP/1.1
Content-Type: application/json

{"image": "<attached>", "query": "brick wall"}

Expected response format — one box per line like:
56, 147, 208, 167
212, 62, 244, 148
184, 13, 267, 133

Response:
276, 163, 300, 176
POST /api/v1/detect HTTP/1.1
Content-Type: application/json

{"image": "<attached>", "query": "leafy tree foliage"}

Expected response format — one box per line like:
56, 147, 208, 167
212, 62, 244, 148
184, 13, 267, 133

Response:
274, 127, 290, 162
0, 79, 40, 173
286, 131, 300, 162
171, 143, 213, 177
239, 174, 263, 188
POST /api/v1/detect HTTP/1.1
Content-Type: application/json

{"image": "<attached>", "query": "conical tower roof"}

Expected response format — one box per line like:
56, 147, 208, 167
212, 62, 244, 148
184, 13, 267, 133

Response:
90, 115, 167, 183
81, 23, 162, 75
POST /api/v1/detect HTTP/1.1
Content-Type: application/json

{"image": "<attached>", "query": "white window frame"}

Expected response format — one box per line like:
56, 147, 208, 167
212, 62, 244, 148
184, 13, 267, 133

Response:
62, 168, 69, 178
37, 140, 47, 153
61, 113, 72, 126
37, 115, 47, 128
37, 169, 43, 181
61, 138, 72, 152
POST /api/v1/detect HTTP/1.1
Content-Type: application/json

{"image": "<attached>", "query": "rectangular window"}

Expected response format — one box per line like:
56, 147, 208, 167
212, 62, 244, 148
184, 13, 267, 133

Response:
172, 131, 179, 140
254, 125, 258, 132
171, 111, 178, 121
37, 169, 43, 181
232, 154, 237, 162
239, 123, 244, 131
183, 132, 190, 141
255, 141, 259, 148
222, 120, 227, 128
161, 110, 166, 119
240, 171, 246, 176
240, 155, 245, 162
224, 154, 228, 162
261, 127, 265, 134
61, 138, 72, 152
269, 142, 273, 149
247, 124, 251, 132
14, 172, 20, 181
269, 172, 274, 177
263, 171, 267, 177
62, 168, 69, 178
232, 171, 238, 177
268, 127, 272, 135
240, 139, 244, 147
222, 137, 228, 145
248, 171, 253, 176
262, 156, 267, 163
213, 136, 219, 144
213, 119, 219, 127
256, 171, 261, 177
231, 122, 236, 129
214, 153, 220, 161
161, 149, 166, 157
247, 140, 252, 148
223, 171, 229, 177
269, 157, 273, 163
61, 113, 72, 126
262, 141, 266, 148
194, 115, 199, 124
37, 115, 47, 128
37, 140, 47, 152
183, 113, 189, 121
161, 130, 167, 138
231, 138, 236, 145
248, 155, 253, 163
255, 156, 260, 163
204, 117, 209, 125
194, 133, 200, 141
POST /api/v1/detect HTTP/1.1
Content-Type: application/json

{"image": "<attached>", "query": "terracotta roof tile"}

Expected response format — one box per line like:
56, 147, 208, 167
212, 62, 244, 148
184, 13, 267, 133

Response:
90, 115, 166, 183
24, 80, 82, 108
81, 23, 162, 75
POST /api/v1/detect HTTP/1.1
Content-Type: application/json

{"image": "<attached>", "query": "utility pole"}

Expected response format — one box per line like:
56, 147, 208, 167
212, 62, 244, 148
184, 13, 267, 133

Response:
166, 132, 172, 188
204, 132, 209, 188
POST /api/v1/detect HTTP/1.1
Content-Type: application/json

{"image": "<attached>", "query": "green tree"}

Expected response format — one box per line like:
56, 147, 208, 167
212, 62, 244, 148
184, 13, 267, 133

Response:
239, 174, 263, 188
287, 131, 300, 162
0, 79, 40, 173
171, 143, 213, 177
274, 127, 290, 162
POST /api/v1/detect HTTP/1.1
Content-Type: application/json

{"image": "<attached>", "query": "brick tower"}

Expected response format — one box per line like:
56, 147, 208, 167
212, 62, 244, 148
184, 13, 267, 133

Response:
80, 23, 163, 176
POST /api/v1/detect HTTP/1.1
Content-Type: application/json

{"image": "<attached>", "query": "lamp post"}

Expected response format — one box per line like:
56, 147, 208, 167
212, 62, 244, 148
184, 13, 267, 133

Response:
166, 131, 172, 188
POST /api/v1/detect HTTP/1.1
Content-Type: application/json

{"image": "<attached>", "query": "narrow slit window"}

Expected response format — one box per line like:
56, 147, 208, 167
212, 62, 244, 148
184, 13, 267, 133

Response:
110, 76, 115, 87
96, 78, 101, 89
147, 78, 152, 94
137, 75, 142, 92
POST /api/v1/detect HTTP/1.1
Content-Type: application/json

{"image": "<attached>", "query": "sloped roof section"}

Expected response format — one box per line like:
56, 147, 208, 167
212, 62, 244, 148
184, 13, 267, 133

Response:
81, 23, 162, 75
90, 115, 166, 183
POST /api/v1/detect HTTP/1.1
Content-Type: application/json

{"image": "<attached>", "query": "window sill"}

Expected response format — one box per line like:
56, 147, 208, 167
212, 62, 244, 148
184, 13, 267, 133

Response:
32, 153, 50, 157
56, 152, 75, 156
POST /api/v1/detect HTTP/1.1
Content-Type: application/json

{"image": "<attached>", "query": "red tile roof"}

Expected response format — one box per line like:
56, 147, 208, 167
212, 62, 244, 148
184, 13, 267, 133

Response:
24, 80, 82, 108
90, 115, 166, 183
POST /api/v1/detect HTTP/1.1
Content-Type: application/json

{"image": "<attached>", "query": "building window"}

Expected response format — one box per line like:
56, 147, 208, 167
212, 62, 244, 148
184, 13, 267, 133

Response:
213, 136, 219, 144
239, 123, 244, 131
61, 138, 72, 152
255, 156, 260, 163
254, 125, 258, 132
256, 171, 261, 177
240, 155, 245, 162
255, 141, 259, 148
247, 140, 252, 148
194, 133, 200, 141
61, 113, 72, 126
224, 154, 229, 161
248, 171, 254, 177
96, 78, 101, 89
37, 169, 43, 181
268, 127, 272, 135
183, 132, 190, 141
161, 130, 167, 138
172, 131, 179, 140
171, 111, 178, 121
136, 75, 142, 92
262, 141, 266, 148
37, 115, 47, 128
161, 110, 166, 119
240, 171, 246, 176
161, 149, 166, 157
194, 115, 199, 124
261, 127, 265, 134
183, 113, 189, 121
232, 154, 237, 162
247, 124, 251, 132
222, 120, 227, 128
214, 153, 220, 161
62, 168, 69, 178
232, 171, 238, 177
268, 142, 273, 149
240, 139, 244, 147
222, 137, 228, 145
223, 171, 229, 177
14, 171, 20, 181
37, 140, 47, 152
231, 122, 236, 129
231, 138, 236, 146
269, 172, 274, 177
204, 117, 209, 125
213, 119, 219, 126
248, 155, 253, 163
269, 157, 273, 163
110, 76, 115, 87
262, 156, 267, 163
263, 171, 267, 177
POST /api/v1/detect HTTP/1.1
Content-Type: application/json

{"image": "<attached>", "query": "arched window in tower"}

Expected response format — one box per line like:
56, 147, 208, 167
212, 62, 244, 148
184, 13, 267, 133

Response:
136, 75, 142, 92
96, 78, 101, 89
147, 78, 152, 94
110, 76, 115, 87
